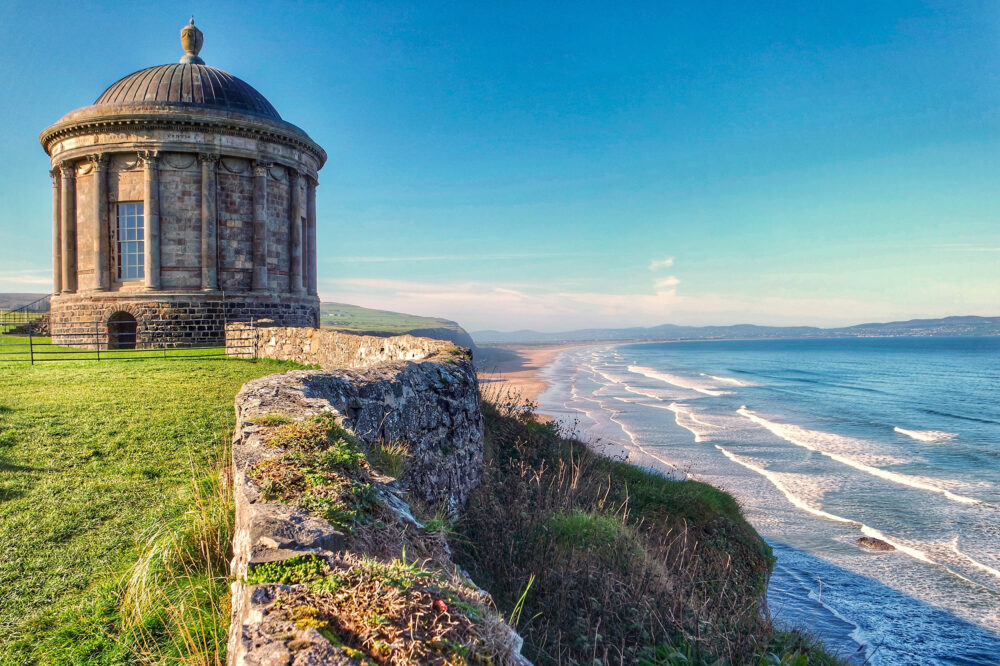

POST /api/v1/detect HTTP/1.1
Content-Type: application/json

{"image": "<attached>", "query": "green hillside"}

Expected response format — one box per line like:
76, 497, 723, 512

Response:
320, 302, 476, 348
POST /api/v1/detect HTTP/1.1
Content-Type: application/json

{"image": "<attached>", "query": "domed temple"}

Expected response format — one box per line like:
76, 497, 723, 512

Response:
39, 20, 326, 347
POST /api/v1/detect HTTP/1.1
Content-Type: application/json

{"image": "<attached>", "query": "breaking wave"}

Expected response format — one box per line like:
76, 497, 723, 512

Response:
628, 365, 731, 396
894, 426, 958, 443
951, 537, 1000, 581
701, 373, 751, 386
715, 445, 983, 586
737, 407, 980, 505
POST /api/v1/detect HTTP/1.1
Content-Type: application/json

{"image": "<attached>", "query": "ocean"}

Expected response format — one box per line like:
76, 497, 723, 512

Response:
536, 337, 1000, 666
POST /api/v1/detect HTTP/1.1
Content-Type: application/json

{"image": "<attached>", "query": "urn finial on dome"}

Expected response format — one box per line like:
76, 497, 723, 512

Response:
180, 17, 205, 65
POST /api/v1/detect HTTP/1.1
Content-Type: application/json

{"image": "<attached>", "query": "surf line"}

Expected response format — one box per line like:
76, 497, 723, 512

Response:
628, 364, 731, 397
701, 373, 750, 386
738, 407, 979, 505
571, 391, 681, 474
637, 401, 718, 443
715, 445, 987, 588
951, 537, 1000, 581
893, 426, 957, 443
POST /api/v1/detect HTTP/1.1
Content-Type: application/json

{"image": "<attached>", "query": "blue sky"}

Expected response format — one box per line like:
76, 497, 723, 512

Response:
1, 1, 997, 330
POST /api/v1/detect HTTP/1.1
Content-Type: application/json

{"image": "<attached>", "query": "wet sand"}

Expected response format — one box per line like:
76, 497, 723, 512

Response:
476, 344, 585, 404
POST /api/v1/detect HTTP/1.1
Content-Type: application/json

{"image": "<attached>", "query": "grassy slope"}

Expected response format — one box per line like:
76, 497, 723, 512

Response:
0, 357, 298, 664
319, 302, 462, 335
452, 397, 846, 665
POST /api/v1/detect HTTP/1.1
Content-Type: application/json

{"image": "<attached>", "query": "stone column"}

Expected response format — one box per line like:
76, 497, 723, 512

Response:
89, 154, 110, 291
59, 161, 76, 293
200, 153, 219, 291
289, 170, 305, 294
50, 168, 62, 294
252, 161, 269, 292
306, 176, 318, 295
141, 151, 161, 290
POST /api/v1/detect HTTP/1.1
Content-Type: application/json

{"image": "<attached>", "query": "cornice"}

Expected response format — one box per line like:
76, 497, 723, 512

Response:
40, 112, 326, 168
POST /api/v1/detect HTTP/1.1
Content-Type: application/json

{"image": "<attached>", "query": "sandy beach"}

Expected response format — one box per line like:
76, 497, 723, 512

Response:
476, 344, 584, 405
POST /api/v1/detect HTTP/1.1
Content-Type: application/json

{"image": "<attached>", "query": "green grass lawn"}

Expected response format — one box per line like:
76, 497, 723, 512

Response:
0, 336, 227, 363
0, 356, 299, 664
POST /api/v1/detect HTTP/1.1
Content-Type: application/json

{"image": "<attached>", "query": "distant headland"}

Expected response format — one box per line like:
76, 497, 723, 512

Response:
472, 315, 1000, 345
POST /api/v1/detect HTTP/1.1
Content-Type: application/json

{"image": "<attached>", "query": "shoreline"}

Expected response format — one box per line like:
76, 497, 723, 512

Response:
475, 343, 596, 406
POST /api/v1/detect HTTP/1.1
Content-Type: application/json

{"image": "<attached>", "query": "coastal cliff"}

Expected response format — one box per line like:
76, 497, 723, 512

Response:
223, 326, 841, 665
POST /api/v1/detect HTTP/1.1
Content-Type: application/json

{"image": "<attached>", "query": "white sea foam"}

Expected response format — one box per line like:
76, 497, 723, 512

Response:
701, 373, 751, 386
951, 537, 1000, 580
628, 364, 731, 396
894, 426, 958, 443
715, 445, 854, 524
622, 384, 666, 401
715, 445, 987, 587
738, 407, 979, 505
579, 393, 681, 474
648, 402, 718, 442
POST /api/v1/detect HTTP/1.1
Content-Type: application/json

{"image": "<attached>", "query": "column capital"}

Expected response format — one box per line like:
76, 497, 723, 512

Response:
49, 168, 61, 183
252, 160, 273, 177
138, 150, 159, 167
198, 152, 220, 164
87, 153, 110, 170
58, 160, 76, 179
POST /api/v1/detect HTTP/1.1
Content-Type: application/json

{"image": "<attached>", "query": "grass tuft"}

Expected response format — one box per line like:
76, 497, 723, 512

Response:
366, 439, 411, 479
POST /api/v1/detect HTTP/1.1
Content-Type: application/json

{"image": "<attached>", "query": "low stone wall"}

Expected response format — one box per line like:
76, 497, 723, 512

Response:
225, 322, 457, 367
226, 328, 528, 664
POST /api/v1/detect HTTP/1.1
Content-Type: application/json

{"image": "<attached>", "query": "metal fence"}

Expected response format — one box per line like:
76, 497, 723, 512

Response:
0, 294, 50, 335
0, 305, 256, 364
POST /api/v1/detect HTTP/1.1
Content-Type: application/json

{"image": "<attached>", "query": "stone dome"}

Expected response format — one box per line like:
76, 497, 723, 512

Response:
94, 63, 281, 121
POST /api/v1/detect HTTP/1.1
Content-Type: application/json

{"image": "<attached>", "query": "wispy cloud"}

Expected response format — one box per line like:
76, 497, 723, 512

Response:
654, 276, 680, 290
322, 275, 912, 331
938, 247, 1000, 252
338, 252, 581, 264
648, 256, 674, 270
0, 269, 52, 287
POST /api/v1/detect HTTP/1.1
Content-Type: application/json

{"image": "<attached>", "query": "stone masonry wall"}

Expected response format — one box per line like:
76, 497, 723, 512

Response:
50, 294, 318, 348
226, 331, 530, 664
159, 153, 203, 290
225, 323, 459, 369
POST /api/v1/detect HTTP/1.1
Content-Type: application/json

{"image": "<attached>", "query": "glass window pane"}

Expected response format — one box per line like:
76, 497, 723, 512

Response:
116, 202, 144, 281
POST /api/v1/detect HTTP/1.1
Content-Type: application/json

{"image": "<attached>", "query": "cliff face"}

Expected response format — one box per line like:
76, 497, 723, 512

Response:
225, 325, 528, 664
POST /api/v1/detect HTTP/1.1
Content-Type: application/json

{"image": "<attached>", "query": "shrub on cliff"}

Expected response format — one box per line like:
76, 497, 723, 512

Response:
453, 392, 842, 665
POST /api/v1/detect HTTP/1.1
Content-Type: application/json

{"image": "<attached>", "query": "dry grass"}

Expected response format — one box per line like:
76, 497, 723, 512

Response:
276, 553, 501, 665
117, 433, 235, 665
454, 387, 779, 665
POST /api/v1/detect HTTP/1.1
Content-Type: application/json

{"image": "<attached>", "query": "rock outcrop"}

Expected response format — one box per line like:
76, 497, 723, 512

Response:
225, 325, 528, 665
856, 536, 895, 551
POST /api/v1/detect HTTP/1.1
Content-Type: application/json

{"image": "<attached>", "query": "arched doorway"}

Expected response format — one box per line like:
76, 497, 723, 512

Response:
107, 311, 138, 350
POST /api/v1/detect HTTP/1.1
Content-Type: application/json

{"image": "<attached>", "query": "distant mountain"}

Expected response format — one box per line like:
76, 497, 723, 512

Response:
0, 293, 49, 310
472, 316, 1000, 345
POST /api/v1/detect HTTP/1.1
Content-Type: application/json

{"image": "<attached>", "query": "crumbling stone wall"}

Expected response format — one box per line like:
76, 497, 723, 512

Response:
226, 322, 458, 368
226, 330, 529, 664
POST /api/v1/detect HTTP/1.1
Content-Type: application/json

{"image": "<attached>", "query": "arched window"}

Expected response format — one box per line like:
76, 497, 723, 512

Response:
107, 311, 138, 350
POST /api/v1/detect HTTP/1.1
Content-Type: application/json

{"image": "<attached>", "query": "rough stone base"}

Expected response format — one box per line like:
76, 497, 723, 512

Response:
49, 291, 319, 348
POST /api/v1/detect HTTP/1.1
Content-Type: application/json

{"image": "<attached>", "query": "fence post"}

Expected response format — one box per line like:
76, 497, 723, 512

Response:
95, 321, 100, 361
28, 319, 34, 366
250, 317, 256, 360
